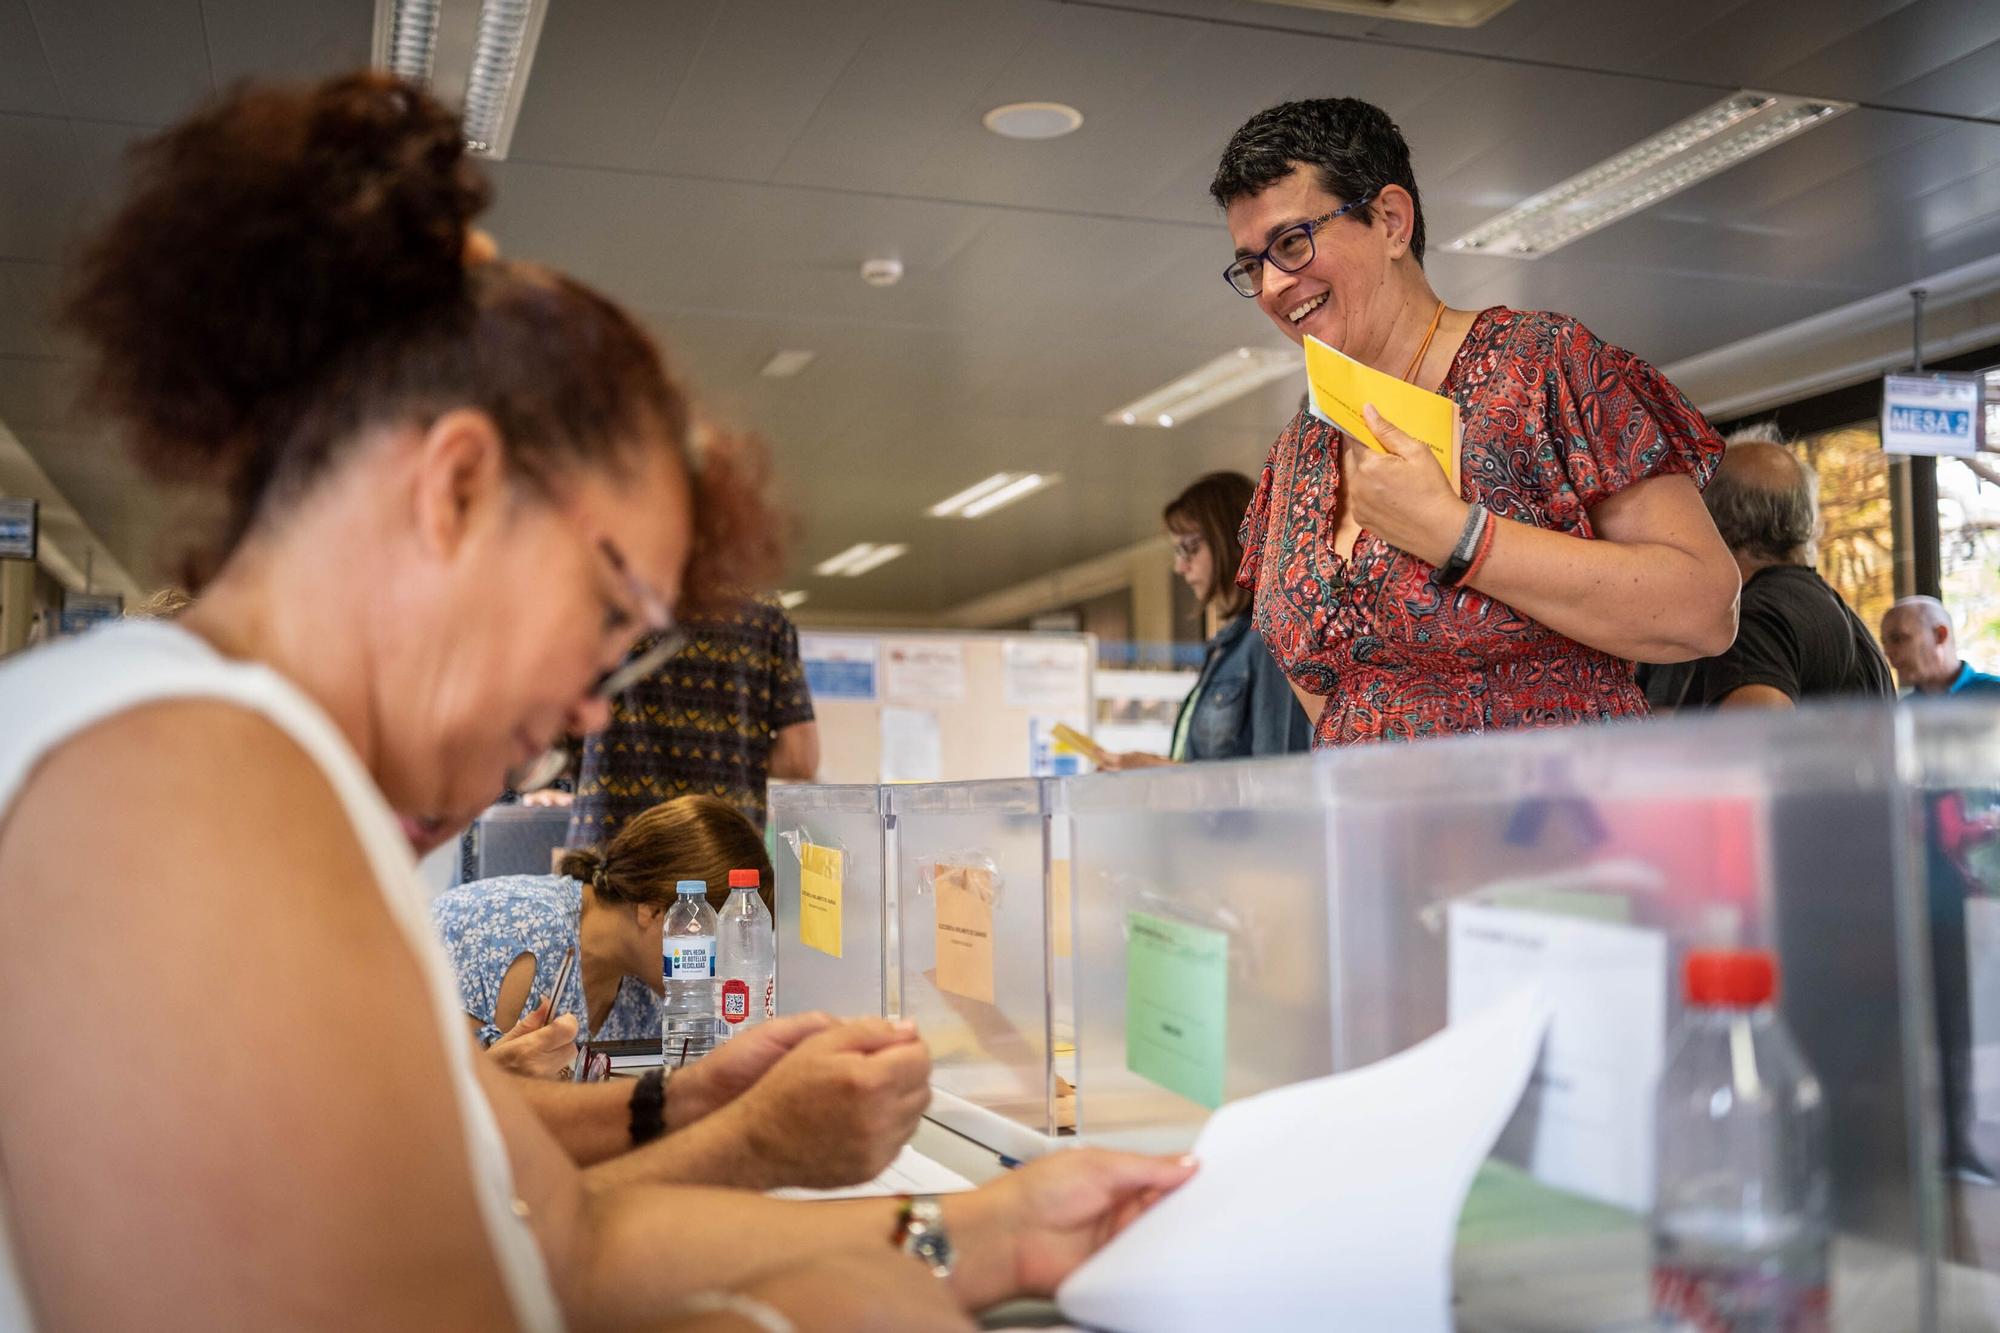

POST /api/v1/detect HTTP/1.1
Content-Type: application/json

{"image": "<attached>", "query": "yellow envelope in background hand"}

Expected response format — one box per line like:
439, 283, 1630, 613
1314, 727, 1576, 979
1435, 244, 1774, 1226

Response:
1304, 333, 1461, 494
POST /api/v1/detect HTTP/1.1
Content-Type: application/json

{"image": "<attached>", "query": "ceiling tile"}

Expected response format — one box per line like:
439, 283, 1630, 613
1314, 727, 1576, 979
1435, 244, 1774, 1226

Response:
0, 114, 94, 261
0, 0, 62, 116
26, 0, 212, 125
198, 0, 370, 86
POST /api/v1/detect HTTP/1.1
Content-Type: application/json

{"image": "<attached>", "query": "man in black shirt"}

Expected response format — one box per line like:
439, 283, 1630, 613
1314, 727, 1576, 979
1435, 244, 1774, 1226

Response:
1640, 429, 1893, 711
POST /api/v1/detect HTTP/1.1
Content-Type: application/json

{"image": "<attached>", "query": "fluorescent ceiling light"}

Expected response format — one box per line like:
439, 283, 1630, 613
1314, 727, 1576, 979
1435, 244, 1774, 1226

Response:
927, 472, 1059, 518
960, 473, 1056, 519
373, 0, 548, 159
1447, 91, 1852, 259
760, 350, 817, 379
1105, 347, 1300, 428
777, 589, 809, 610
376, 0, 440, 82
842, 544, 908, 577
983, 102, 1084, 140
813, 543, 908, 578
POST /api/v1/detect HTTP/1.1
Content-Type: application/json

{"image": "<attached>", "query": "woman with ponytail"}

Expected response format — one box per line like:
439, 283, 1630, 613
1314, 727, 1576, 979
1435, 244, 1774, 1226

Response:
432, 795, 773, 1071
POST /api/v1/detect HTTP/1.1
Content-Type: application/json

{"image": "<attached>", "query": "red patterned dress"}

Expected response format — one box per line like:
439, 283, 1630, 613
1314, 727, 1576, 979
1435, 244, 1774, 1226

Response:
1238, 307, 1724, 747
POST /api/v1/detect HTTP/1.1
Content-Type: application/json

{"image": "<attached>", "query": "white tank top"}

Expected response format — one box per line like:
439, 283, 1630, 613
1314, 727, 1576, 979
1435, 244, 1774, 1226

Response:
0, 622, 563, 1332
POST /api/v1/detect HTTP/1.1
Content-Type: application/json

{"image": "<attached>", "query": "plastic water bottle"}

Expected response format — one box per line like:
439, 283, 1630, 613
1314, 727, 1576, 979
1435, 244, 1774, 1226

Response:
1652, 950, 1830, 1331
662, 879, 721, 1066
717, 868, 776, 1035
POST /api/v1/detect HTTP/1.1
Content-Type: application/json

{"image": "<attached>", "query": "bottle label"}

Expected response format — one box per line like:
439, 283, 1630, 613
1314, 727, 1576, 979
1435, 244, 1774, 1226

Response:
667, 937, 715, 980
1653, 1263, 1829, 1332
721, 978, 750, 1023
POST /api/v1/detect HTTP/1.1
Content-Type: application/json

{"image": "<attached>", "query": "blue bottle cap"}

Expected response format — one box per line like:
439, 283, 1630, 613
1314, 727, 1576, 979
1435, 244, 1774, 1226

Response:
676, 879, 707, 895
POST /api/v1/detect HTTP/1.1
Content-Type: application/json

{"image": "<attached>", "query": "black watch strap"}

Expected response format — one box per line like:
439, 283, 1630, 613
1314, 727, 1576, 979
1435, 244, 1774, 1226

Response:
629, 1066, 667, 1146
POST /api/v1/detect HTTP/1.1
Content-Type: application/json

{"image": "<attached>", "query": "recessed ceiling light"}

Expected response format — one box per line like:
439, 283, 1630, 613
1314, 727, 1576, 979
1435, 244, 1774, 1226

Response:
1446, 91, 1852, 259
983, 101, 1084, 140
777, 589, 808, 609
1106, 348, 1300, 428
760, 350, 817, 379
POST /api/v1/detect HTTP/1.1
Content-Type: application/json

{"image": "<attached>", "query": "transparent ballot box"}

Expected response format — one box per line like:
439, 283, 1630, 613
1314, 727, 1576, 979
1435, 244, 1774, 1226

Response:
1908, 701, 2000, 1329
887, 779, 1065, 1160
769, 784, 890, 1022
1063, 707, 1979, 1331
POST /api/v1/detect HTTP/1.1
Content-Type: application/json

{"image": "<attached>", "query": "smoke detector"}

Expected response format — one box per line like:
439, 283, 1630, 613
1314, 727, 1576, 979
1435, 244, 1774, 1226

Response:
861, 257, 904, 288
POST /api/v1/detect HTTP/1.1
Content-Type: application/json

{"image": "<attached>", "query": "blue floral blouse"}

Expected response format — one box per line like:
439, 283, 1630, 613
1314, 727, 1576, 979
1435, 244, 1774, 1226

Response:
429, 874, 663, 1046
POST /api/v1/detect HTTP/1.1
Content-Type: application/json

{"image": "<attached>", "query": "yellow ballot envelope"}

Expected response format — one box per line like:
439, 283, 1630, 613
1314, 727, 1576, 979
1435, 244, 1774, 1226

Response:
1304, 333, 1460, 493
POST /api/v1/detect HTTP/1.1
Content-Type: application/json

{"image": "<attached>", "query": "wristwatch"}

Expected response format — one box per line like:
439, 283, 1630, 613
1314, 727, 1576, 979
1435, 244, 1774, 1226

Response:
891, 1195, 954, 1278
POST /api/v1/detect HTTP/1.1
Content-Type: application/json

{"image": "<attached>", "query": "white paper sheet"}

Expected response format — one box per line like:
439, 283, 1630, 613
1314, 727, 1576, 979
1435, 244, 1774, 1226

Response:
766, 1145, 975, 1201
1447, 902, 1667, 1211
881, 638, 967, 702
879, 706, 943, 783
1056, 987, 1552, 1333
1002, 637, 1090, 712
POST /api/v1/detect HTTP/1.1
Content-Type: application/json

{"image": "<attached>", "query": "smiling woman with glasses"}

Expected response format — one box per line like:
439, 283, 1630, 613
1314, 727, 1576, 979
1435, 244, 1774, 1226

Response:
1212, 97, 1741, 747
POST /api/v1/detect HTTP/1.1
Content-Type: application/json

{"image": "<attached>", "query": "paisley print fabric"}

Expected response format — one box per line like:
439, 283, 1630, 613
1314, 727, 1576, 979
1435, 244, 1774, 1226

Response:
1238, 308, 1723, 747
568, 598, 814, 840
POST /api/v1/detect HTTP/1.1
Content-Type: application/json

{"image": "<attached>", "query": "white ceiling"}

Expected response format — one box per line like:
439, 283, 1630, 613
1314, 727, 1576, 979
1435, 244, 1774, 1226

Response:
2, 0, 1998, 613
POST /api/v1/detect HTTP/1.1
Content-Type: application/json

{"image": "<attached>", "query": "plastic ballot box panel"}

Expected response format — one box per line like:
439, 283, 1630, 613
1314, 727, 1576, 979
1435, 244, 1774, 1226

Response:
770, 784, 889, 1021
1314, 708, 1936, 1327
1904, 701, 2000, 1325
889, 779, 1061, 1157
1065, 754, 1335, 1155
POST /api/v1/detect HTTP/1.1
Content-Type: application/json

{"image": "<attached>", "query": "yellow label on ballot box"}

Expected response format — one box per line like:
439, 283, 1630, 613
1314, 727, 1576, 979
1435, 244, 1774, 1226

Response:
1304, 333, 1460, 493
934, 864, 996, 1005
799, 842, 844, 958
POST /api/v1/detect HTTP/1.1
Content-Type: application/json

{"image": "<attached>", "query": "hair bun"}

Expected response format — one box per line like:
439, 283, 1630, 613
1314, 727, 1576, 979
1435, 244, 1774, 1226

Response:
65, 71, 490, 482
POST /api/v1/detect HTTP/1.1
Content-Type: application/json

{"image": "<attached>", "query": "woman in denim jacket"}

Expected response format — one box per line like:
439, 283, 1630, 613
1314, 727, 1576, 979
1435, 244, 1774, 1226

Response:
1108, 472, 1312, 767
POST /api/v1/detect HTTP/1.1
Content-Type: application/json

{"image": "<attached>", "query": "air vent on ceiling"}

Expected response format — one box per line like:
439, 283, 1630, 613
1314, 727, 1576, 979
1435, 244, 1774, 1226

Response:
1249, 0, 1521, 28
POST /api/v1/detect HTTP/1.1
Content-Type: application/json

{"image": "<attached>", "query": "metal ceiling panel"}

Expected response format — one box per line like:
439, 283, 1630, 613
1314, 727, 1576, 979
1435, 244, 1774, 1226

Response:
0, 0, 63, 116
1879, 36, 2000, 118
0, 261, 59, 357
642, 0, 887, 182
197, 0, 370, 87
504, 0, 725, 171
1769, 0, 2000, 109
0, 114, 93, 261
26, 0, 211, 126
766, 0, 1039, 193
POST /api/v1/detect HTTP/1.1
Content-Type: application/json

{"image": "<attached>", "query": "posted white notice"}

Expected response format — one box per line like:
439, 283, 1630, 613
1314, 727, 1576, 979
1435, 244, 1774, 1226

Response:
1447, 901, 1667, 1212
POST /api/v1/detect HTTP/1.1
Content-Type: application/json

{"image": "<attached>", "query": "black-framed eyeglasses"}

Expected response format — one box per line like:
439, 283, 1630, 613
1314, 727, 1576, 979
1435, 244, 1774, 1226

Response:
1222, 192, 1376, 298
1170, 533, 1205, 562
516, 535, 686, 793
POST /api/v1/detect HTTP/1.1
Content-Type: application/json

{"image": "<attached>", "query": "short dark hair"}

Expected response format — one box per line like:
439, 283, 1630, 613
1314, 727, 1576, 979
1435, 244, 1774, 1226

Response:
1164, 471, 1256, 619
1210, 98, 1426, 263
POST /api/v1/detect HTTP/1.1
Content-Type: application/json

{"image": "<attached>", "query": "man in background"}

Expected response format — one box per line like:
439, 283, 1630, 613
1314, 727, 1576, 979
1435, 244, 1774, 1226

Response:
1640, 426, 1891, 711
1880, 596, 2000, 698
567, 597, 818, 845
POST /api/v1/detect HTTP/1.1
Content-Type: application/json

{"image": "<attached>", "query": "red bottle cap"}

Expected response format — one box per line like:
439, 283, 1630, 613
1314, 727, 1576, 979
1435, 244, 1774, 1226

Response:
728, 869, 761, 889
1684, 950, 1777, 1008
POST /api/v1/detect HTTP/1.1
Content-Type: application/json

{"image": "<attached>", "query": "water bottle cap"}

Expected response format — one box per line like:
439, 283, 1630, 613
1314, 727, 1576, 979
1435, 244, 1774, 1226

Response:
728, 869, 761, 889
675, 879, 707, 895
1684, 949, 1777, 1008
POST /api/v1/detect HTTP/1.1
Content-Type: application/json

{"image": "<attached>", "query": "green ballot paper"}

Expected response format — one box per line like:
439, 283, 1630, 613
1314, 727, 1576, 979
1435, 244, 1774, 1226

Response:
1125, 911, 1228, 1109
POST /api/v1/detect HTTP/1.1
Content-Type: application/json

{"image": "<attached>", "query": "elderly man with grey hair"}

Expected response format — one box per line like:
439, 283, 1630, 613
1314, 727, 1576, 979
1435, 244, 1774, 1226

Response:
1879, 595, 2000, 697
1640, 423, 1892, 711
